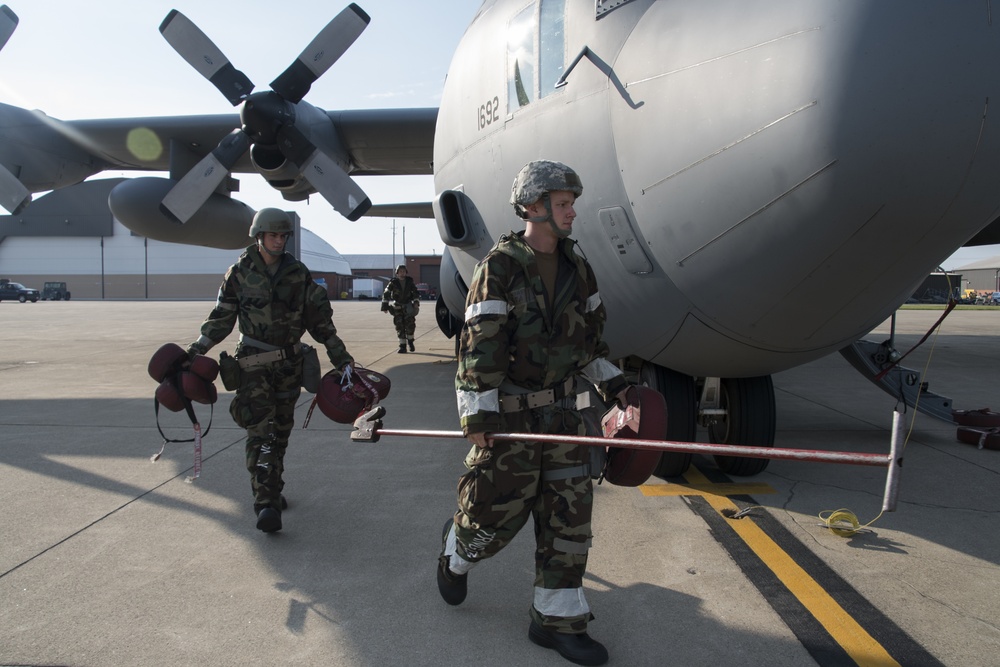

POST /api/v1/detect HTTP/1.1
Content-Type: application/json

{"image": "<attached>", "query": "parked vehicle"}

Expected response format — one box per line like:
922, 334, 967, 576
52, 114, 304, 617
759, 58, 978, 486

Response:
0, 279, 40, 303
415, 282, 437, 300
41, 282, 71, 300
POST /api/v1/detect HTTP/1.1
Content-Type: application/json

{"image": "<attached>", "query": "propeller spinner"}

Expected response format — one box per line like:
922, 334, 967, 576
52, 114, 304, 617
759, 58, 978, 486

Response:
158, 4, 372, 223
0, 4, 30, 214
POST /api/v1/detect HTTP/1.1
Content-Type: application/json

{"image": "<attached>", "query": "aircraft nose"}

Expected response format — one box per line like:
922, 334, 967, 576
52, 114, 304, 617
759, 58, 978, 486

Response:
609, 1, 1000, 359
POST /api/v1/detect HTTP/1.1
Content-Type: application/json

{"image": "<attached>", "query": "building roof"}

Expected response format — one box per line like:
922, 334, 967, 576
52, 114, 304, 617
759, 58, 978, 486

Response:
299, 228, 353, 275
954, 256, 1000, 271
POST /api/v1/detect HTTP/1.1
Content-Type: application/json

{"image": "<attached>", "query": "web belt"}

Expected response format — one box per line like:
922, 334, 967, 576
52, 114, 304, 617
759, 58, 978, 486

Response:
237, 334, 300, 369
499, 377, 576, 413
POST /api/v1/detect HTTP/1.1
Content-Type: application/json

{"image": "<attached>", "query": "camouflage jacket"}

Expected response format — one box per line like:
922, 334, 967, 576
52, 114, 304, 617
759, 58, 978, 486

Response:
382, 276, 420, 306
191, 244, 353, 368
456, 231, 627, 434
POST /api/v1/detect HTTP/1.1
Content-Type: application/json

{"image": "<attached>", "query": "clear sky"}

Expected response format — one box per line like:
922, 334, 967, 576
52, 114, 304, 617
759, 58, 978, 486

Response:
0, 0, 480, 256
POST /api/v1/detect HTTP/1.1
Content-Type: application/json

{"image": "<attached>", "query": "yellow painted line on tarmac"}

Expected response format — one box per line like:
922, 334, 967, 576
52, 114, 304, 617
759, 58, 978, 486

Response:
640, 482, 777, 497
640, 466, 901, 667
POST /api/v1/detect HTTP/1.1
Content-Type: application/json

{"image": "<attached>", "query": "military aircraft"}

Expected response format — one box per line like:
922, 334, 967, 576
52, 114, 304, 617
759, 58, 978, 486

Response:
3, 1, 1000, 477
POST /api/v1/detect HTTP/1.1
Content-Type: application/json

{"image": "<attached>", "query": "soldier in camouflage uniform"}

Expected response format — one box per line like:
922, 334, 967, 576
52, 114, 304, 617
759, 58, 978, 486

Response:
437, 161, 628, 666
380, 264, 420, 353
186, 208, 355, 534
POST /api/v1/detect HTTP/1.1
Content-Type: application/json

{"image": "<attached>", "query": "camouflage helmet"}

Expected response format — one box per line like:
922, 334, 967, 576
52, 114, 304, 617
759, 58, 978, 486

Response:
510, 160, 583, 212
248, 207, 293, 237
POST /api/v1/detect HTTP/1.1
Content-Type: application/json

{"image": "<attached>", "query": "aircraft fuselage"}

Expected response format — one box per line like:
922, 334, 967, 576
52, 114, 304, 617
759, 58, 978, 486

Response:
434, 0, 1000, 378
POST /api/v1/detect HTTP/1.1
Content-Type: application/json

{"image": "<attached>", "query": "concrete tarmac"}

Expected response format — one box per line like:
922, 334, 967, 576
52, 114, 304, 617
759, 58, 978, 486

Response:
1, 301, 998, 666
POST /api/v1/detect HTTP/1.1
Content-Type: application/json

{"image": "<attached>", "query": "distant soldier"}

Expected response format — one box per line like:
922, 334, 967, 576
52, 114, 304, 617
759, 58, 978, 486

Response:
381, 264, 420, 353
185, 208, 355, 533
436, 160, 629, 666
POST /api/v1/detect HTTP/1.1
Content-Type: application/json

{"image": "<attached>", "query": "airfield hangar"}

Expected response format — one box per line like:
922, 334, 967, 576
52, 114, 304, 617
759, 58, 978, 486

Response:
0, 203, 357, 300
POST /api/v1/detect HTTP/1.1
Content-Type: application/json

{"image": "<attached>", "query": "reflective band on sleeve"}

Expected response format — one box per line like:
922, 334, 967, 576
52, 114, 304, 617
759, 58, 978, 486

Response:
533, 586, 590, 618
465, 299, 509, 321
542, 464, 591, 482
552, 537, 592, 555
457, 388, 500, 418
581, 357, 622, 383
195, 335, 216, 351
586, 292, 602, 313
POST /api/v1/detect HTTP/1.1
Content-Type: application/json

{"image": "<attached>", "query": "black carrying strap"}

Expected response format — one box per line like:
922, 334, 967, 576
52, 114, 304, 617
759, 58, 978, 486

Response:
151, 374, 213, 481
153, 373, 213, 444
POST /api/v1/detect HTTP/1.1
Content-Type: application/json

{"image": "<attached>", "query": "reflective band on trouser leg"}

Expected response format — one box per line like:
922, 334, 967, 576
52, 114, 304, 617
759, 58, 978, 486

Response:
533, 587, 590, 619
443, 521, 477, 575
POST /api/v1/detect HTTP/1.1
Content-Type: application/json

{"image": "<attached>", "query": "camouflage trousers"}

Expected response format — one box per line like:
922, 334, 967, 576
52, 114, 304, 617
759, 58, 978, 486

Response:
392, 310, 416, 342
451, 404, 595, 633
229, 354, 302, 513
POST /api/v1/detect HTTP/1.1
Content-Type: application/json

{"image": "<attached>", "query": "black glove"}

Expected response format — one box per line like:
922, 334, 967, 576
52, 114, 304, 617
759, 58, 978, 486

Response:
381, 302, 389, 313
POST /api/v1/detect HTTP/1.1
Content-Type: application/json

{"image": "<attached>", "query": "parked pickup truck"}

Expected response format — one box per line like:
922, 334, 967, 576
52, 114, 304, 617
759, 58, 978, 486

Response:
0, 279, 40, 302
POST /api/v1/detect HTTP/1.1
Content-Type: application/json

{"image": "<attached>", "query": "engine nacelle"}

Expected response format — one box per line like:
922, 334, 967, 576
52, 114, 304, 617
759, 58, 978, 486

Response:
250, 145, 311, 201
434, 247, 469, 338
109, 177, 254, 249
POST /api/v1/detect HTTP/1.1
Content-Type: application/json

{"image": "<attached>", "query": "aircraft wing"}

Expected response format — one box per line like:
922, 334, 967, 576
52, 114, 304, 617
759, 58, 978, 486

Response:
61, 107, 437, 177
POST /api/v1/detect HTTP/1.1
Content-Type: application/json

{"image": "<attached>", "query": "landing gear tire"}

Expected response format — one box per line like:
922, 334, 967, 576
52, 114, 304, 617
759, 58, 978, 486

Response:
639, 363, 696, 478
709, 376, 775, 476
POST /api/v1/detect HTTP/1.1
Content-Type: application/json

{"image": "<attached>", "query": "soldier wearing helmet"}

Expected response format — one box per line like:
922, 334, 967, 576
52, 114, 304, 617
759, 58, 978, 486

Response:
381, 263, 420, 353
437, 160, 628, 666
185, 207, 355, 534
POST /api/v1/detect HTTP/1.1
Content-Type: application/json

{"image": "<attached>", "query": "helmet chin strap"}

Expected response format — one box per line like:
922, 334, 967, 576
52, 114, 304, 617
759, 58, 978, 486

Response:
526, 193, 571, 239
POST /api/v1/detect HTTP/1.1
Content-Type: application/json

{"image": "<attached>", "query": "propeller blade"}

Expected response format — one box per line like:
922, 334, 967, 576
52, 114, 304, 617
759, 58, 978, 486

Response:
159, 10, 254, 106
161, 129, 251, 223
269, 3, 371, 104
0, 5, 18, 52
277, 126, 371, 221
0, 162, 30, 214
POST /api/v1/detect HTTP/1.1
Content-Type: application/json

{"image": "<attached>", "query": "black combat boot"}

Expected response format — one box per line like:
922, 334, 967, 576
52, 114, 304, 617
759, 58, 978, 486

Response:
398, 342, 407, 353
255, 507, 282, 533
408, 340, 415, 352
437, 519, 467, 605
528, 621, 608, 666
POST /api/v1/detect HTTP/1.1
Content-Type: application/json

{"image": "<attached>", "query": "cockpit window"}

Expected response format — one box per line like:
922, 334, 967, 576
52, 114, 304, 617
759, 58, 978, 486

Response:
539, 0, 566, 97
507, 0, 566, 114
508, 5, 536, 112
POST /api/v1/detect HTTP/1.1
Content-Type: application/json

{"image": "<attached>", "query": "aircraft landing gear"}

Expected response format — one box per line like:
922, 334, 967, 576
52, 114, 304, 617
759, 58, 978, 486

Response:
704, 376, 776, 476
